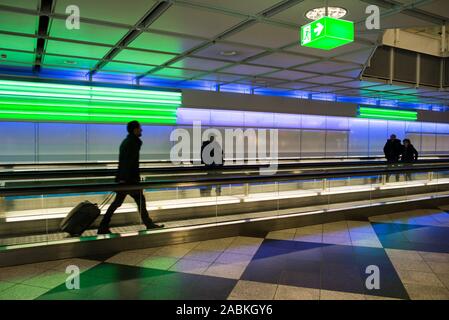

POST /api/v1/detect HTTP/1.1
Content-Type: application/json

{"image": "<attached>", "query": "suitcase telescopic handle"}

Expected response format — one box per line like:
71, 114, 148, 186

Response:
99, 192, 115, 210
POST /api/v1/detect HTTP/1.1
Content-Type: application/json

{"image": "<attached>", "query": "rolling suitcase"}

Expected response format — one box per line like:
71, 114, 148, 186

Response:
60, 193, 114, 237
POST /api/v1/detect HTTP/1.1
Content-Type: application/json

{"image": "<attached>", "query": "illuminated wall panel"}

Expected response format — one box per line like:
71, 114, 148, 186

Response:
358, 107, 418, 121
0, 79, 182, 125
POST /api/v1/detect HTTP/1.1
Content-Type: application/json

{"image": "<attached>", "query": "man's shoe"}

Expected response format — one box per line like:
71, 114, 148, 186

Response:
146, 222, 165, 230
97, 227, 112, 235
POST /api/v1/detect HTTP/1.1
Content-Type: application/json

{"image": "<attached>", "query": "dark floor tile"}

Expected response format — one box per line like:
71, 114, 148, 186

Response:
143, 274, 236, 300
91, 279, 145, 300
321, 269, 365, 294
371, 222, 424, 235
241, 260, 283, 284
80, 252, 119, 262
286, 248, 324, 262
81, 263, 170, 283
321, 245, 356, 263
279, 270, 321, 289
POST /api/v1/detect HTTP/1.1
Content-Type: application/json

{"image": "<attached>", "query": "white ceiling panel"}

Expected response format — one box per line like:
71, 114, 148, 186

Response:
306, 75, 349, 85
49, 19, 128, 45
129, 31, 204, 54
334, 68, 363, 78
149, 5, 244, 38
199, 73, 244, 83
0, 0, 39, 10
269, 70, 317, 81
297, 61, 357, 73
0, 11, 38, 35
250, 52, 318, 68
172, 57, 230, 71
221, 64, 277, 76
274, 82, 315, 90
338, 80, 385, 89
54, 0, 157, 25
184, 0, 282, 15
226, 23, 298, 48
113, 49, 176, 65
193, 42, 265, 61
335, 48, 374, 64
152, 67, 205, 79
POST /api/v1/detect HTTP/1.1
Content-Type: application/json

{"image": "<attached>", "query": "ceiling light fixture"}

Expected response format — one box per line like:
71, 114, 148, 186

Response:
219, 51, 238, 57
305, 7, 347, 20
64, 60, 77, 65
0, 54, 7, 59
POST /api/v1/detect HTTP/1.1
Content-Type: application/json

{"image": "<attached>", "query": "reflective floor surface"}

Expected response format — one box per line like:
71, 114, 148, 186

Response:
1, 206, 449, 300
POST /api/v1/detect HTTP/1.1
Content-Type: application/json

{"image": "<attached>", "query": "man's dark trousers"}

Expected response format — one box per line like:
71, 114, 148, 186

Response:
100, 188, 153, 228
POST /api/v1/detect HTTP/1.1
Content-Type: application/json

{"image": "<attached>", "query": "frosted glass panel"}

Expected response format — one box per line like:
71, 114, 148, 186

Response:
141, 126, 175, 160
274, 113, 301, 129
368, 120, 388, 157
87, 124, 124, 161
302, 115, 326, 130
244, 112, 274, 128
0, 122, 35, 162
421, 122, 436, 134
177, 108, 211, 126
278, 130, 301, 158
436, 135, 449, 154
38, 123, 86, 162
326, 131, 348, 157
437, 123, 449, 134
387, 121, 406, 140
301, 130, 325, 157
211, 110, 244, 127
348, 118, 369, 157
326, 116, 349, 130
406, 121, 422, 134
421, 134, 436, 154
406, 133, 422, 152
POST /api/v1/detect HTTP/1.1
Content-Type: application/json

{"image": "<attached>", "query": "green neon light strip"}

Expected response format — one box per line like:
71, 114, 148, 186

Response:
0, 80, 182, 124
358, 107, 418, 121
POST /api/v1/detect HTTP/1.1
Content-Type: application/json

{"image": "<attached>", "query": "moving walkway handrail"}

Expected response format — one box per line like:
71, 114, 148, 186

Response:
1, 158, 449, 180
2, 155, 449, 169
1, 162, 448, 197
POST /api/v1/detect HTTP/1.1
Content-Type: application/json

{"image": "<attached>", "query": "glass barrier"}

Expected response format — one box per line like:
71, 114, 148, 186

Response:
2, 163, 449, 251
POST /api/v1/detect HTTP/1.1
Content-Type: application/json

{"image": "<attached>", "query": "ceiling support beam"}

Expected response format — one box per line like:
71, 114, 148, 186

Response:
88, 0, 172, 78
33, 0, 53, 74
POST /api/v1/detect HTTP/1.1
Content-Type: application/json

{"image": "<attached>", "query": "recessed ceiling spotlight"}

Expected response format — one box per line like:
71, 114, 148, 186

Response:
0, 54, 7, 59
254, 79, 267, 84
64, 60, 77, 65
305, 7, 347, 20
220, 50, 238, 57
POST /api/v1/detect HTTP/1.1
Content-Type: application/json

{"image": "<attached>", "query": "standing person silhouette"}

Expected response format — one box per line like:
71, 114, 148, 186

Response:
200, 136, 224, 197
401, 138, 419, 181
383, 134, 403, 183
97, 121, 164, 234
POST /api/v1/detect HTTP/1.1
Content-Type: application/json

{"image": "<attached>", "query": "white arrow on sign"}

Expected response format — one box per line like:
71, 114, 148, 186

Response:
314, 23, 324, 36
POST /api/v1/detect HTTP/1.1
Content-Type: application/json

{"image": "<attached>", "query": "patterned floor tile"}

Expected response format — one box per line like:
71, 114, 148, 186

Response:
0, 284, 49, 300
21, 269, 69, 290
228, 280, 277, 300
203, 262, 247, 280
396, 270, 445, 287
274, 285, 320, 300
320, 289, 366, 300
404, 283, 449, 300
106, 251, 148, 266
0, 281, 15, 293
168, 258, 211, 275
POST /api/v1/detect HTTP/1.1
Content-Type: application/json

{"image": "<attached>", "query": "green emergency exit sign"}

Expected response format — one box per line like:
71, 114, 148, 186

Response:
300, 16, 354, 50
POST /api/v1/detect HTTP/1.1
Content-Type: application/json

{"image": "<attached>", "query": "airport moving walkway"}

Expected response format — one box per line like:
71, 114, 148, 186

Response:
2, 158, 449, 260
